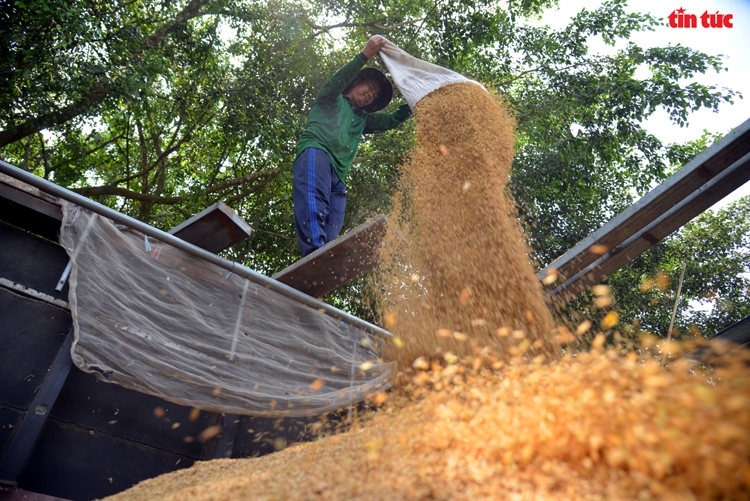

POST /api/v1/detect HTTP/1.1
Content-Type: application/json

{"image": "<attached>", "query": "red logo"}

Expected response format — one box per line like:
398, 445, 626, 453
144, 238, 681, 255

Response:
668, 7, 734, 28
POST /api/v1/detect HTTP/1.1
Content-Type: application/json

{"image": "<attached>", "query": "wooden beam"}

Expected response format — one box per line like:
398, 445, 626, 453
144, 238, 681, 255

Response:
0, 278, 70, 311
214, 413, 239, 459
273, 215, 391, 298
0, 173, 62, 218
0, 174, 63, 241
0, 329, 75, 485
683, 316, 750, 364
0, 173, 252, 255
0, 488, 72, 501
538, 117, 750, 301
0, 181, 62, 223
168, 201, 252, 254
710, 315, 750, 347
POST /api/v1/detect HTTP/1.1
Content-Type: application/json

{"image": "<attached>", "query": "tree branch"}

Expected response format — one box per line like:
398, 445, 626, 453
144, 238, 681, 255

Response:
351, 154, 392, 165
45, 132, 125, 176
494, 61, 598, 88
104, 107, 214, 188
0, 81, 113, 148
71, 166, 281, 205
246, 225, 295, 241
204, 165, 281, 195
406, 0, 441, 48
0, 0, 212, 148
222, 173, 276, 205
308, 15, 428, 39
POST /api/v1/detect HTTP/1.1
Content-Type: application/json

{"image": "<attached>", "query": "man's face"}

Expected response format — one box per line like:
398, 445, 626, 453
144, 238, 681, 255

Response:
345, 80, 379, 109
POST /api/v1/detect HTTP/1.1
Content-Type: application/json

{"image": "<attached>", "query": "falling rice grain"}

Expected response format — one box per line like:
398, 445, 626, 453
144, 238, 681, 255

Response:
372, 83, 556, 368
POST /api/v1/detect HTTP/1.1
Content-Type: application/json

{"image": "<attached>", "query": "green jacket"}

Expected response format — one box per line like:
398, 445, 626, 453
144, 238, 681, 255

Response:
295, 52, 411, 184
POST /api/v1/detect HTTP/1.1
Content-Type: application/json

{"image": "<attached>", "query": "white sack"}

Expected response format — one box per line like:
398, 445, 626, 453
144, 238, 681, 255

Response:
379, 41, 483, 110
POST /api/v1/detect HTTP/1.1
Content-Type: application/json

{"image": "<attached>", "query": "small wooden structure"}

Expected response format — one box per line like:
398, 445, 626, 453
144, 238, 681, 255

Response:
273, 215, 391, 297
168, 201, 253, 254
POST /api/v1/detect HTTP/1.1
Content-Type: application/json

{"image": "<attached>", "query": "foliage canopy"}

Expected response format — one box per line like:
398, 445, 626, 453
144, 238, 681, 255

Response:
1, 0, 746, 337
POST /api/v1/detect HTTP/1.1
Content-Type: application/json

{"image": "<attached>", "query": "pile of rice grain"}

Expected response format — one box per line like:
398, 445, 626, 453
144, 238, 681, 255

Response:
104, 347, 750, 501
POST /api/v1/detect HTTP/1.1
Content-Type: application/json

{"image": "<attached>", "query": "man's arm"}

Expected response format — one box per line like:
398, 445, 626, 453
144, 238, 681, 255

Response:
315, 53, 368, 103
315, 36, 389, 103
363, 103, 412, 133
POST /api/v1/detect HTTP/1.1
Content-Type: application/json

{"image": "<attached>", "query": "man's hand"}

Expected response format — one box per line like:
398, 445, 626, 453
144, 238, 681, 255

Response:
362, 35, 388, 59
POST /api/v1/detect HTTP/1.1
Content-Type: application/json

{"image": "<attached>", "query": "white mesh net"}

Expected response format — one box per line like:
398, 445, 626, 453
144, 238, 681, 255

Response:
60, 201, 394, 417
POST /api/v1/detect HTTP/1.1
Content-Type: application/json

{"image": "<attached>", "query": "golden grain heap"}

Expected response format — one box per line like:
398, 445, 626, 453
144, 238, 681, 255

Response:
103, 84, 750, 501
104, 345, 750, 501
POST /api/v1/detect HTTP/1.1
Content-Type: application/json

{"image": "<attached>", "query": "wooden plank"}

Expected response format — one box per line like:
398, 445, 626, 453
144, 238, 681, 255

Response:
17, 419, 196, 501
0, 408, 25, 471
0, 221, 71, 300
0, 173, 63, 242
0, 183, 62, 224
0, 279, 70, 311
169, 201, 252, 253
0, 289, 72, 411
711, 315, 750, 347
683, 316, 750, 364
273, 215, 391, 298
0, 488, 72, 501
0, 173, 61, 210
538, 117, 750, 300
0, 188, 62, 242
232, 414, 321, 459
50, 368, 220, 460
214, 413, 239, 459
0, 329, 74, 485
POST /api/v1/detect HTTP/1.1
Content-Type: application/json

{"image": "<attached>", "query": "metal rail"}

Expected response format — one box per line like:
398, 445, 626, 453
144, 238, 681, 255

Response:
0, 159, 391, 338
537, 116, 750, 301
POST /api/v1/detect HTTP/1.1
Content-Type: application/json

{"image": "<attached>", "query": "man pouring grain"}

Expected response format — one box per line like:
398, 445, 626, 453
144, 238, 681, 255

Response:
293, 35, 412, 256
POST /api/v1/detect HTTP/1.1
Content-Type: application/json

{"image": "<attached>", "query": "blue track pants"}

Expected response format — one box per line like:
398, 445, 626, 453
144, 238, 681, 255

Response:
293, 148, 346, 257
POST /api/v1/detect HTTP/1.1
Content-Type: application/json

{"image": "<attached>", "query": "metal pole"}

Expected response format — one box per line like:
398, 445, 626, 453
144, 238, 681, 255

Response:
347, 323, 358, 422
666, 262, 687, 349
0, 160, 391, 339
55, 259, 72, 292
